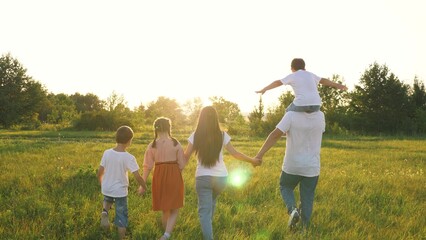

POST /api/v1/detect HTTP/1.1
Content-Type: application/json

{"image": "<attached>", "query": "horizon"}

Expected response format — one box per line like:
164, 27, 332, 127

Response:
2, 0, 425, 113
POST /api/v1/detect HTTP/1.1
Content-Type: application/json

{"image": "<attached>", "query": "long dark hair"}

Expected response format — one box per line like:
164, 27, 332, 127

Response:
193, 106, 223, 168
151, 117, 178, 148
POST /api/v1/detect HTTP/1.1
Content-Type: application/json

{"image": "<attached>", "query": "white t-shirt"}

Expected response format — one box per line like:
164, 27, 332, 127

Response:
188, 132, 231, 177
281, 70, 322, 106
276, 111, 325, 177
100, 148, 140, 197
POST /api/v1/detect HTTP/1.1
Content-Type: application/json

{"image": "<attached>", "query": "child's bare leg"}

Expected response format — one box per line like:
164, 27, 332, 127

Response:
118, 227, 126, 240
103, 200, 113, 211
165, 209, 179, 235
101, 200, 113, 229
162, 210, 170, 230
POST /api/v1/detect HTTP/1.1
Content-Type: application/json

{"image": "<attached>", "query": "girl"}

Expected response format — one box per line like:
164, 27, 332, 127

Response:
142, 117, 186, 240
184, 106, 260, 240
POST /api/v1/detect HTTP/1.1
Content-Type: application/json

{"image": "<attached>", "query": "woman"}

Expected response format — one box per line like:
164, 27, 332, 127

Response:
184, 106, 260, 240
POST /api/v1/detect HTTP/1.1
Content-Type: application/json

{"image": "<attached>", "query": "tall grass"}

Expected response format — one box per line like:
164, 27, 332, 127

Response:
0, 131, 424, 239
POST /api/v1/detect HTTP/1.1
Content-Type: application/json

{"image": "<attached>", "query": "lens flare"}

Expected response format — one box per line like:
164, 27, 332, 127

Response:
228, 168, 251, 188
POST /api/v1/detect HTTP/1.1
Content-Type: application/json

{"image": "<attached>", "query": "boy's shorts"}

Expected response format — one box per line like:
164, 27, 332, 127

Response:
103, 195, 128, 228
286, 103, 320, 113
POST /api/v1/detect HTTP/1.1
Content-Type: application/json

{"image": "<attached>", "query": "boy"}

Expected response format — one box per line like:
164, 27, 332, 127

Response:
256, 58, 348, 113
97, 125, 147, 240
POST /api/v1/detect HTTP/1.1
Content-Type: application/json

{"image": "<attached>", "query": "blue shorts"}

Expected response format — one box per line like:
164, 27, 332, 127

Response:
286, 102, 320, 113
103, 195, 128, 228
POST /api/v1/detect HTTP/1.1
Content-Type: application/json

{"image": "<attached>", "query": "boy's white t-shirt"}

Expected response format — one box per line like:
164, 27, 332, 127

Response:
276, 111, 325, 177
188, 132, 231, 177
100, 148, 140, 197
281, 70, 322, 106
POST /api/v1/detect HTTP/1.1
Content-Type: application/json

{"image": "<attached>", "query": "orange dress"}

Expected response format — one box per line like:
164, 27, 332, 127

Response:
143, 139, 186, 211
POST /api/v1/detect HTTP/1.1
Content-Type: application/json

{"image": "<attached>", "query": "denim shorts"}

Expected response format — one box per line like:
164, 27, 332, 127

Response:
104, 195, 128, 228
286, 102, 320, 113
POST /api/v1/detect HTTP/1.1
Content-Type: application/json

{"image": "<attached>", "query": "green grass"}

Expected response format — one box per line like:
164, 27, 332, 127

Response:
0, 131, 425, 239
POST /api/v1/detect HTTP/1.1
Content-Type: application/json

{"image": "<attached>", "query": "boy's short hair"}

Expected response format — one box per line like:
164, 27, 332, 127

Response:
116, 126, 134, 144
291, 58, 306, 71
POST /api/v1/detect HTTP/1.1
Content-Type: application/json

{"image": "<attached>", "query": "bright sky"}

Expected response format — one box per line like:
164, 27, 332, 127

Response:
2, 0, 425, 113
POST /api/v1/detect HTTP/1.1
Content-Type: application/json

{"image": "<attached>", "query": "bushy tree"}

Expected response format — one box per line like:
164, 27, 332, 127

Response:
248, 95, 265, 136
70, 93, 104, 113
347, 62, 411, 134
262, 91, 293, 135
318, 74, 350, 134
182, 97, 203, 127
45, 93, 78, 125
0, 53, 47, 128
210, 96, 249, 135
74, 110, 133, 131
74, 92, 133, 131
410, 77, 426, 111
409, 77, 426, 133
144, 96, 186, 129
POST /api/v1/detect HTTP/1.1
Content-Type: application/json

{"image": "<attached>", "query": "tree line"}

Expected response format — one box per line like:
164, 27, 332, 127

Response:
1, 53, 425, 135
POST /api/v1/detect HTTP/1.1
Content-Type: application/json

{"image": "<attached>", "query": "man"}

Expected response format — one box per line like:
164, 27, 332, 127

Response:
255, 110, 325, 231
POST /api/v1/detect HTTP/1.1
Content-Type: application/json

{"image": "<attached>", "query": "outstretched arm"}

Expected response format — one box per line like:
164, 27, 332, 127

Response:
225, 142, 261, 167
256, 80, 283, 95
319, 78, 348, 91
255, 128, 284, 160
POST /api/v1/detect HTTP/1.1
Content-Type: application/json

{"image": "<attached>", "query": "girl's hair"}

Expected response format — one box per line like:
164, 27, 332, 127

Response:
193, 106, 223, 168
151, 117, 178, 148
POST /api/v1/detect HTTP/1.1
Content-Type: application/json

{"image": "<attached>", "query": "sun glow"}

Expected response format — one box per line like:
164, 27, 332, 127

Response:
228, 168, 251, 188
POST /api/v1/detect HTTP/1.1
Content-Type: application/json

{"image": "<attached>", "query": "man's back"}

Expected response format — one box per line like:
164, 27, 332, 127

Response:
277, 111, 325, 177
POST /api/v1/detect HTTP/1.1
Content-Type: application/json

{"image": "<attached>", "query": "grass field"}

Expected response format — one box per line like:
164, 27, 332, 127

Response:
0, 130, 425, 239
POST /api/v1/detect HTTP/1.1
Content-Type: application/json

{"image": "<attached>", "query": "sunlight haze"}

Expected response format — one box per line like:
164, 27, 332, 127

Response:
1, 0, 425, 113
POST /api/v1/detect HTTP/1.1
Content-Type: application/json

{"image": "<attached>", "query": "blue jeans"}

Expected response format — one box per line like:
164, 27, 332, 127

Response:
103, 195, 128, 228
279, 171, 319, 228
195, 176, 227, 240
286, 102, 320, 113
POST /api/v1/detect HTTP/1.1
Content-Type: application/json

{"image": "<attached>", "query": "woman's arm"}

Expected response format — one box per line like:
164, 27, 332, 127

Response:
183, 142, 194, 162
225, 142, 260, 166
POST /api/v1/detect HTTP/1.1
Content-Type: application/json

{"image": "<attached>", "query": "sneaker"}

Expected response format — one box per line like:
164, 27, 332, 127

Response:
288, 208, 300, 230
159, 233, 171, 240
101, 211, 110, 229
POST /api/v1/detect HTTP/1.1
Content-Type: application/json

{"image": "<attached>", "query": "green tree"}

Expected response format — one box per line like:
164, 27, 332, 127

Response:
45, 93, 78, 125
210, 96, 249, 135
410, 76, 426, 110
409, 77, 426, 133
182, 97, 204, 127
70, 93, 104, 113
262, 91, 293, 135
0, 53, 47, 128
318, 74, 350, 133
132, 103, 147, 131
347, 62, 411, 134
106, 91, 127, 112
74, 92, 133, 131
145, 96, 186, 129
248, 95, 265, 136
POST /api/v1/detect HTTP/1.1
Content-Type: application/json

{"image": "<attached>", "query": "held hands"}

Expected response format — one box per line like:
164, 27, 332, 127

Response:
138, 185, 146, 196
251, 157, 262, 167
